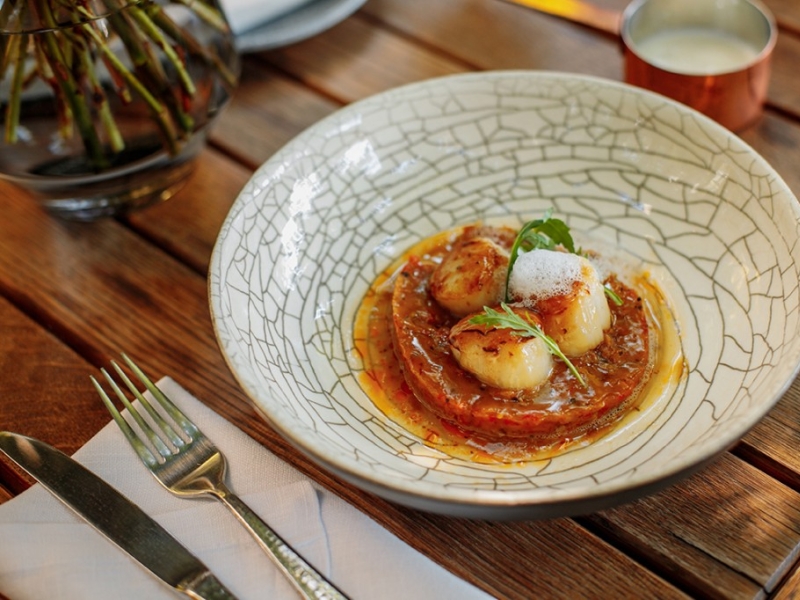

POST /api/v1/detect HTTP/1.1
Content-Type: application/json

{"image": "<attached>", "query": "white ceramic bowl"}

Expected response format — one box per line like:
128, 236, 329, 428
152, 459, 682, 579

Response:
209, 71, 800, 519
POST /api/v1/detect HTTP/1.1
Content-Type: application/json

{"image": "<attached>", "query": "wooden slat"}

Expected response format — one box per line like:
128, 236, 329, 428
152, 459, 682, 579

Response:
733, 112, 800, 491
736, 383, 800, 490
766, 32, 800, 120
262, 14, 466, 101
766, 0, 800, 34
586, 453, 800, 598
0, 179, 259, 435
738, 112, 800, 194
381, 512, 690, 600
0, 483, 13, 506
0, 294, 105, 450
124, 148, 252, 275
0, 295, 109, 495
360, 0, 622, 79
210, 57, 341, 170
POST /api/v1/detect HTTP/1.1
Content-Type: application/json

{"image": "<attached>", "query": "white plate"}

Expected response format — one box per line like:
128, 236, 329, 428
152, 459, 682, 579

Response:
234, 0, 366, 53
209, 71, 800, 519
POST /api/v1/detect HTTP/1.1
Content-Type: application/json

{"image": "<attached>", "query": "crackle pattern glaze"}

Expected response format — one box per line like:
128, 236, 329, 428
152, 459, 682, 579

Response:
209, 72, 800, 518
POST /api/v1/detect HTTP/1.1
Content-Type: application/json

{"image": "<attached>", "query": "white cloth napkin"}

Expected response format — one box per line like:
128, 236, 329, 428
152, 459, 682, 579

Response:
219, 0, 317, 35
0, 378, 491, 600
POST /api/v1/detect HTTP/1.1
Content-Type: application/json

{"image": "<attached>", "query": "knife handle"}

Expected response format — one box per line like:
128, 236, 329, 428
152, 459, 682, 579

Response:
217, 484, 349, 600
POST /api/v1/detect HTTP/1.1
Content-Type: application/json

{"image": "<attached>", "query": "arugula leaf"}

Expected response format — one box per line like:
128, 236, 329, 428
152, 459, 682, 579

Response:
470, 303, 586, 387
522, 218, 576, 253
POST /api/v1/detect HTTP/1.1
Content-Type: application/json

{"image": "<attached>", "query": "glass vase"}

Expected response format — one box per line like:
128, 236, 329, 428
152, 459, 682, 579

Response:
0, 0, 239, 220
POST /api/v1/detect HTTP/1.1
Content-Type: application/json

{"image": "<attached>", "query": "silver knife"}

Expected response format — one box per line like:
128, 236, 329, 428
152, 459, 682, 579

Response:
0, 431, 238, 600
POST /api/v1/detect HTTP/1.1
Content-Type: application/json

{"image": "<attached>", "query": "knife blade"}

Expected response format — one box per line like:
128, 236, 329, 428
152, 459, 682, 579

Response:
0, 431, 238, 600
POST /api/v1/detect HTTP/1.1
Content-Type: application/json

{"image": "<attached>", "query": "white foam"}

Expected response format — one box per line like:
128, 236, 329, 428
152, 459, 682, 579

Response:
509, 250, 584, 301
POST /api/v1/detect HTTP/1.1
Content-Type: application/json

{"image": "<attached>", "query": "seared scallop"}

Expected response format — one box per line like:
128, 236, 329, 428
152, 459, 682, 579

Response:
449, 307, 553, 390
509, 250, 611, 356
430, 237, 509, 317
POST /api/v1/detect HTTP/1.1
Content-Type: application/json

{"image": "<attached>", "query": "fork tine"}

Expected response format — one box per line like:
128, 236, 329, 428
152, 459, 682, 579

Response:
110, 360, 186, 450
100, 367, 177, 459
121, 353, 199, 438
91, 375, 161, 468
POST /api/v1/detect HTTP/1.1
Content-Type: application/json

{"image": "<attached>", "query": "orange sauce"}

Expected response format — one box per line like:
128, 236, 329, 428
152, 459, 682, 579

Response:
353, 226, 685, 464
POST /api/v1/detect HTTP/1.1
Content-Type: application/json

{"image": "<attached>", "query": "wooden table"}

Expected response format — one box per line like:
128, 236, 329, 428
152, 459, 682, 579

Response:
3, 1, 800, 598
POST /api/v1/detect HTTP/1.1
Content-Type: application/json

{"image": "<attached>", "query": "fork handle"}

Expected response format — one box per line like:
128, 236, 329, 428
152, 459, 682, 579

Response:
215, 484, 349, 600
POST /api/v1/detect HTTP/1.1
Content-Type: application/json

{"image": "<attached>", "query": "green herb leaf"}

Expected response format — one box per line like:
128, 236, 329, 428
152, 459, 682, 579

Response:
470, 303, 586, 387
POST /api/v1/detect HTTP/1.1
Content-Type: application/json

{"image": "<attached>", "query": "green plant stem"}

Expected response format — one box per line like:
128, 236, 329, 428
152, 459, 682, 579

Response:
0, 32, 18, 78
4, 33, 26, 143
80, 22, 179, 154
76, 38, 125, 153
33, 0, 109, 169
108, 9, 194, 136
127, 5, 196, 97
100, 52, 133, 104
145, 3, 237, 88
64, 5, 125, 152
33, 39, 74, 140
171, 0, 229, 32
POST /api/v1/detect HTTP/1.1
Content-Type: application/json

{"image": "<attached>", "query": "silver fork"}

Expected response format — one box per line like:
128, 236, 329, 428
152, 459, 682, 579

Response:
92, 354, 349, 600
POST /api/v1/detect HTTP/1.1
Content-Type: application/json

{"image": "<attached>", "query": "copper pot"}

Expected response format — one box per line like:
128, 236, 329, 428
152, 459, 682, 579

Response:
504, 0, 777, 131
620, 0, 777, 131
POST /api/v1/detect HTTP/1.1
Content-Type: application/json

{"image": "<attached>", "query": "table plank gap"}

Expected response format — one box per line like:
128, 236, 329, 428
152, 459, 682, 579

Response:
772, 556, 800, 599
732, 441, 800, 493
0, 460, 31, 498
